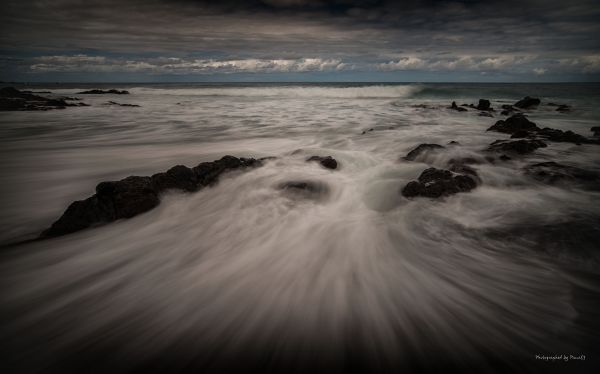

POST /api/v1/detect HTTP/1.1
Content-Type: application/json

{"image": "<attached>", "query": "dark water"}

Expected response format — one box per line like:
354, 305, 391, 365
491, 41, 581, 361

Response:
1, 83, 599, 373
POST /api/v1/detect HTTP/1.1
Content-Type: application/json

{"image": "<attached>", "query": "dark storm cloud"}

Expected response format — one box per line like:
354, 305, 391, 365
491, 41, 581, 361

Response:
1, 0, 599, 80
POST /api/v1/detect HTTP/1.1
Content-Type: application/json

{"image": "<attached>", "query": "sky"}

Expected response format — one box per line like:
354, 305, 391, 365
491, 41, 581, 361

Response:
1, 0, 599, 82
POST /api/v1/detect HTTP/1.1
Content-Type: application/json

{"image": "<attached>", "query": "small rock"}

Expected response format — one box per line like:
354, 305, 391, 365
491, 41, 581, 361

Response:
306, 155, 338, 170
78, 89, 130, 95
514, 96, 541, 109
401, 167, 477, 198
403, 143, 445, 161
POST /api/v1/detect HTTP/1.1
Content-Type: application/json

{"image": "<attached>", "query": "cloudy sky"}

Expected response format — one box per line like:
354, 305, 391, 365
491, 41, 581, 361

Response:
1, 0, 599, 82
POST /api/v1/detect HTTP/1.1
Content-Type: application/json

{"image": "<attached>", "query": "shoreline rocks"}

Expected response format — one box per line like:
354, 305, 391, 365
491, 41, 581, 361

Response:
401, 167, 478, 198
403, 143, 445, 161
0, 87, 86, 111
41, 156, 263, 238
78, 89, 129, 95
306, 155, 338, 170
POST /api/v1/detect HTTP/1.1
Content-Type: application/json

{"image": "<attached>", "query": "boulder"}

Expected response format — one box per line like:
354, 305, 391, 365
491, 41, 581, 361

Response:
514, 96, 541, 109
41, 156, 262, 238
78, 89, 129, 95
306, 155, 338, 170
476, 99, 492, 111
449, 101, 468, 112
401, 168, 477, 198
403, 143, 445, 161
487, 113, 539, 134
524, 162, 599, 187
487, 139, 547, 155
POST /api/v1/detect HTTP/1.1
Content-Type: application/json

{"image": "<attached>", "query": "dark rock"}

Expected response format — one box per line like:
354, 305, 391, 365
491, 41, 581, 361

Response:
487, 113, 539, 134
524, 162, 599, 187
306, 155, 338, 170
278, 180, 330, 200
500, 110, 511, 116
361, 128, 374, 134
510, 130, 532, 139
449, 101, 468, 112
0, 86, 75, 111
448, 141, 460, 145
487, 139, 547, 155
499, 154, 512, 161
501, 104, 516, 110
105, 101, 140, 107
514, 96, 541, 109
78, 89, 129, 95
479, 112, 493, 117
403, 143, 445, 161
476, 99, 492, 111
591, 126, 600, 137
536, 127, 594, 145
401, 167, 477, 198
42, 156, 262, 238
555, 104, 571, 113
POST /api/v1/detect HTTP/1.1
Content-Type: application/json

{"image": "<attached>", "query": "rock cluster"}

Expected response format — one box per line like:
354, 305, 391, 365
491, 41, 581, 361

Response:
401, 168, 478, 198
0, 87, 87, 111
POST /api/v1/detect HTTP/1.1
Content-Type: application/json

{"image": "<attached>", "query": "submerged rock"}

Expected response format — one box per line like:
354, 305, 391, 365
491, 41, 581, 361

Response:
536, 127, 593, 144
524, 162, 599, 187
401, 168, 477, 198
41, 156, 262, 238
487, 113, 539, 134
449, 101, 468, 112
306, 155, 338, 170
0, 86, 76, 111
514, 96, 541, 109
278, 180, 330, 200
105, 101, 141, 107
487, 139, 547, 155
403, 143, 445, 161
78, 89, 129, 95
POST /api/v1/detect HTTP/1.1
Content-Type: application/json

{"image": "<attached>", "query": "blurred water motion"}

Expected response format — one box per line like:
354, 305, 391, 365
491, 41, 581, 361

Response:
1, 83, 600, 373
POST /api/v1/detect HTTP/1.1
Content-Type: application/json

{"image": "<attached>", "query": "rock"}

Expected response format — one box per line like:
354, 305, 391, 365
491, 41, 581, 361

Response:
510, 130, 532, 139
524, 162, 599, 187
487, 139, 547, 155
306, 155, 338, 170
500, 110, 511, 116
278, 180, 330, 200
476, 99, 492, 111
499, 154, 512, 161
361, 128, 374, 134
401, 167, 477, 198
0, 86, 75, 111
403, 143, 445, 161
591, 126, 600, 137
501, 104, 517, 110
487, 113, 539, 134
514, 96, 541, 109
449, 101, 468, 112
41, 156, 262, 238
105, 101, 140, 107
448, 141, 460, 145
479, 112, 493, 117
555, 104, 571, 112
536, 127, 594, 145
78, 89, 129, 95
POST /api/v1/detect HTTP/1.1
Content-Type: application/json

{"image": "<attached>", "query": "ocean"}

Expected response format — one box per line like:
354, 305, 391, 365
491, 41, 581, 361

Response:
1, 83, 599, 372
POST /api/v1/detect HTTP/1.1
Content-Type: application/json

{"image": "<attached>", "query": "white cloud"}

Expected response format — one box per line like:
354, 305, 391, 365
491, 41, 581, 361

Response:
378, 57, 426, 71
533, 67, 546, 75
377, 55, 537, 72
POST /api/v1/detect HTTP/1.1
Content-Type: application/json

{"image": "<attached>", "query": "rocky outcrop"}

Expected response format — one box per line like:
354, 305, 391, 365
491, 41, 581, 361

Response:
105, 101, 141, 107
41, 156, 262, 238
487, 139, 547, 155
487, 114, 539, 134
403, 144, 445, 161
306, 155, 338, 170
536, 127, 595, 145
524, 162, 599, 187
0, 87, 79, 111
476, 99, 492, 111
514, 96, 541, 109
78, 89, 130, 95
449, 101, 468, 112
401, 168, 478, 198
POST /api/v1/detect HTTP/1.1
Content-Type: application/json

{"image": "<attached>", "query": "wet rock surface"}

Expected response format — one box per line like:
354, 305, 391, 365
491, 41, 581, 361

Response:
487, 114, 539, 134
403, 143, 445, 161
487, 139, 548, 155
0, 87, 85, 111
401, 167, 478, 198
42, 156, 262, 237
78, 89, 129, 95
306, 155, 338, 170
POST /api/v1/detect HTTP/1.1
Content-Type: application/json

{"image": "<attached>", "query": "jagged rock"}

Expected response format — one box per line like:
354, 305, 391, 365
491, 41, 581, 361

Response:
0, 86, 74, 111
105, 101, 140, 107
41, 156, 262, 238
524, 162, 599, 187
487, 113, 539, 134
536, 128, 594, 145
449, 101, 468, 112
401, 168, 477, 198
306, 155, 338, 170
487, 139, 547, 155
476, 99, 492, 111
403, 143, 445, 161
514, 96, 541, 109
78, 89, 129, 95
